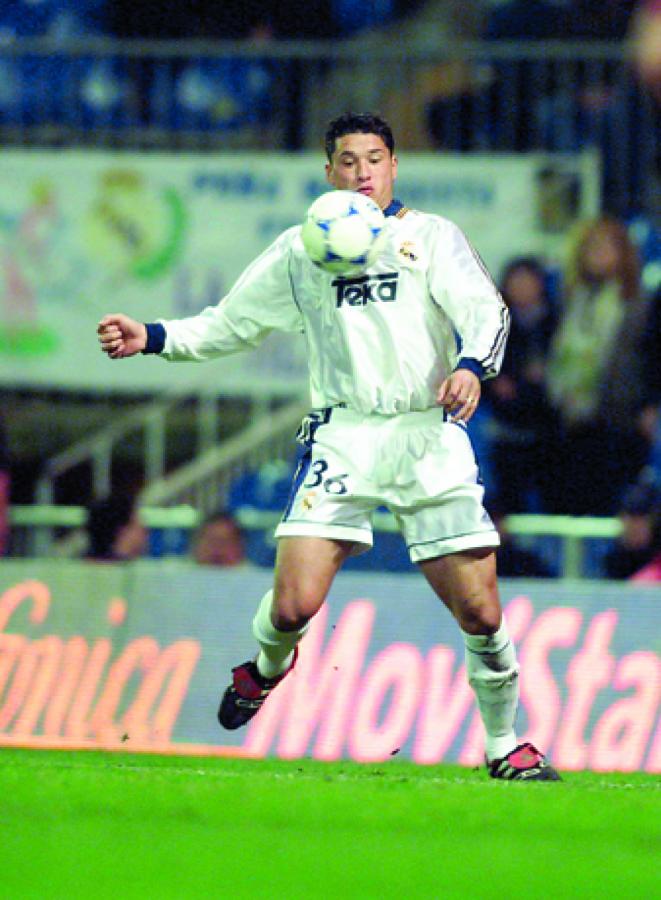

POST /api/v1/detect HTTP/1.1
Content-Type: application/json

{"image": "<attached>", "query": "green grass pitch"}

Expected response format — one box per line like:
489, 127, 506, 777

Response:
1, 749, 658, 899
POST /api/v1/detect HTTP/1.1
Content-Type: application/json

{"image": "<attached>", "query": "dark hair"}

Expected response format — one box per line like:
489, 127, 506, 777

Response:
500, 255, 547, 288
498, 255, 554, 309
86, 495, 134, 559
324, 112, 395, 161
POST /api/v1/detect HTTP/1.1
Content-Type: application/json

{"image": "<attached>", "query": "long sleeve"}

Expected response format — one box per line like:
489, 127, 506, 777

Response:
428, 219, 510, 379
160, 228, 303, 362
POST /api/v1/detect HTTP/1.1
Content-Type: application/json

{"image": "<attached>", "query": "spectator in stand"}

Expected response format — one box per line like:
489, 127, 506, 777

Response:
192, 510, 248, 567
546, 215, 651, 515
603, 477, 661, 578
85, 494, 147, 561
483, 256, 559, 514
628, 477, 661, 580
631, 0, 661, 101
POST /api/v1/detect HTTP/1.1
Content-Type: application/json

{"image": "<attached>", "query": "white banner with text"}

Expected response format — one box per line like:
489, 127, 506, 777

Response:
0, 149, 598, 394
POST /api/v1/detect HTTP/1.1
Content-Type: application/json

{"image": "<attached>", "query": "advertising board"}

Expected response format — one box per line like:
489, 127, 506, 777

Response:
0, 562, 657, 772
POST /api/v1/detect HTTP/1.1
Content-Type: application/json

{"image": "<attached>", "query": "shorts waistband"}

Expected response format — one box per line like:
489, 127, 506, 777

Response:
321, 405, 450, 426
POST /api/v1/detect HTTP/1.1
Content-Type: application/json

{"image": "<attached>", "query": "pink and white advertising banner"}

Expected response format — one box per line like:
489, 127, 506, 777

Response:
0, 561, 658, 772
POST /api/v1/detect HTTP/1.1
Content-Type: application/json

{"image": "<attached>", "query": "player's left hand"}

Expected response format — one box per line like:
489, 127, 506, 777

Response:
437, 370, 481, 423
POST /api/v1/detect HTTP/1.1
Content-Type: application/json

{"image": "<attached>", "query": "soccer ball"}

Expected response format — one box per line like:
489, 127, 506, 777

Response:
300, 190, 387, 276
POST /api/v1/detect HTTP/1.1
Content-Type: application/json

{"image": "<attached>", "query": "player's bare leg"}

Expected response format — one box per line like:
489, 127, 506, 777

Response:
272, 536, 354, 629
419, 547, 502, 634
419, 549, 560, 780
254, 536, 354, 675
419, 548, 518, 759
218, 536, 354, 730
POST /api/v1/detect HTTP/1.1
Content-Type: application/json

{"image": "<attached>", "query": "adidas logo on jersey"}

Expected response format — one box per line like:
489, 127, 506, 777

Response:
332, 273, 399, 308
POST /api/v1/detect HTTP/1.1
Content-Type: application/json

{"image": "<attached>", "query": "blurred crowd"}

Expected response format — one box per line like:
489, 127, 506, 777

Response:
480, 212, 661, 579
1, 2, 659, 154
82, 495, 249, 568
485, 216, 659, 518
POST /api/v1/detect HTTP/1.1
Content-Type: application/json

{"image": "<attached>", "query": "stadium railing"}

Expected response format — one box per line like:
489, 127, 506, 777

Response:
138, 398, 309, 514
31, 380, 301, 549
21, 395, 307, 555
0, 37, 658, 216
6, 503, 621, 580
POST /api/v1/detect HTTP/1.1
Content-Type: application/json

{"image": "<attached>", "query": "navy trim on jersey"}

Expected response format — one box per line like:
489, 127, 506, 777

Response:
455, 357, 485, 380
383, 199, 404, 217
296, 407, 332, 446
478, 304, 509, 374
142, 322, 166, 354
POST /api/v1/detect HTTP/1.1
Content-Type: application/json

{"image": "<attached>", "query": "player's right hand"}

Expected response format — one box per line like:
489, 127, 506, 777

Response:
97, 314, 147, 359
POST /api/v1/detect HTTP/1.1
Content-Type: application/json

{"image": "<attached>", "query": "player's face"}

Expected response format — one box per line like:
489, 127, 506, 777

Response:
326, 132, 397, 211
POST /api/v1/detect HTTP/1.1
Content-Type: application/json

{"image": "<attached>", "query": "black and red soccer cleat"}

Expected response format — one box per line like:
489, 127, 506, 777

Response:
217, 649, 298, 731
488, 742, 562, 781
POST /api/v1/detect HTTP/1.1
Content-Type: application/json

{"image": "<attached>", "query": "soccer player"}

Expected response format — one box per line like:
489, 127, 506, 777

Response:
98, 112, 560, 781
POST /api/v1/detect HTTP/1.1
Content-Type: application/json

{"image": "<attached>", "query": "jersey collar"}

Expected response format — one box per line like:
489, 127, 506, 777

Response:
382, 198, 404, 217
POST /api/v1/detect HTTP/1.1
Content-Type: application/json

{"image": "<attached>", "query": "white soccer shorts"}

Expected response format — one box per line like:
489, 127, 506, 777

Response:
275, 406, 499, 563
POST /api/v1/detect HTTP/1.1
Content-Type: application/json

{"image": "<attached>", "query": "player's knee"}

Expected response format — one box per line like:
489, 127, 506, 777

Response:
272, 581, 323, 631
271, 608, 310, 632
457, 600, 502, 635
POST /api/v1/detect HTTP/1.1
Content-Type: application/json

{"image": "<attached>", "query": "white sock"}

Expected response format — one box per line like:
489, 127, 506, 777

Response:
251, 590, 308, 679
463, 617, 519, 762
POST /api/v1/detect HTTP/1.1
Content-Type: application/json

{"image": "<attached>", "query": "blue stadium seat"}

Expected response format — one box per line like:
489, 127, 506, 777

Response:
343, 531, 414, 573
243, 528, 278, 568
0, 0, 110, 128
154, 58, 274, 133
228, 459, 296, 512
74, 58, 132, 129
627, 214, 661, 294
148, 526, 190, 558
0, 58, 21, 124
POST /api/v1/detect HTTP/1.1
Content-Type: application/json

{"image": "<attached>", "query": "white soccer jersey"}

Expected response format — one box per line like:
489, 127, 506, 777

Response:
160, 207, 509, 415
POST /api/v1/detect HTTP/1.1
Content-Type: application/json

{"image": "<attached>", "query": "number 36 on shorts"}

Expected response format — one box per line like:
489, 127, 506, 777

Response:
304, 459, 349, 495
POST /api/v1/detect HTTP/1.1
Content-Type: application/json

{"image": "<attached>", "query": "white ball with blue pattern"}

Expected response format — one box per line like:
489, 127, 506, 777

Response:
301, 190, 386, 276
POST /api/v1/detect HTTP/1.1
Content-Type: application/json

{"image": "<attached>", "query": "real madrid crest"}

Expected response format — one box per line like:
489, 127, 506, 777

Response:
398, 241, 419, 262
